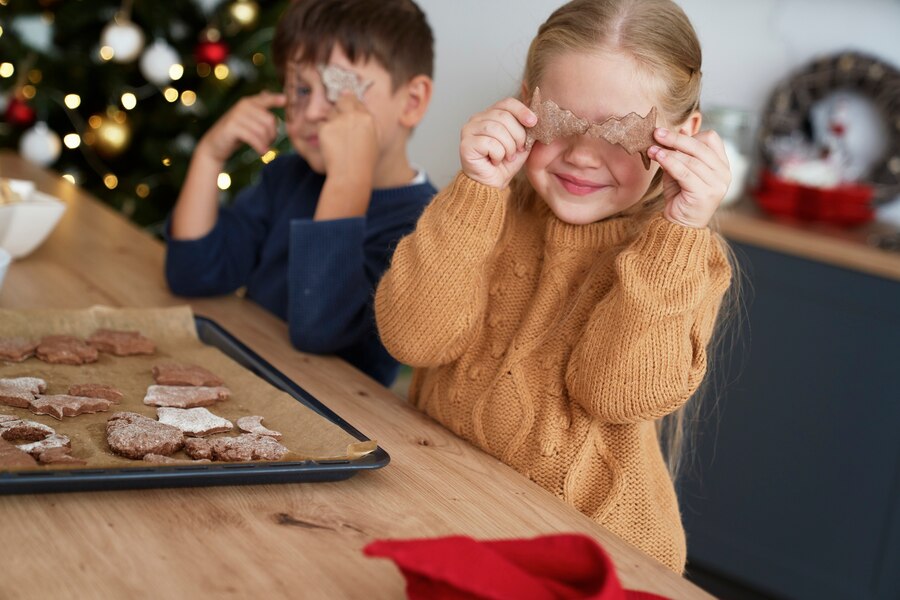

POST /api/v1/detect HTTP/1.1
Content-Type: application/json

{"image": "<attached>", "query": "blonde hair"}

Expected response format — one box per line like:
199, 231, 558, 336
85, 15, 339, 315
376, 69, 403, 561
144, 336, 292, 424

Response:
512, 0, 735, 480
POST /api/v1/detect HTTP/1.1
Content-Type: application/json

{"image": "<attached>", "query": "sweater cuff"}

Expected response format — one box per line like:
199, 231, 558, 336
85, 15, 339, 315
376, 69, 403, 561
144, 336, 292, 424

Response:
437, 172, 508, 240
629, 214, 712, 277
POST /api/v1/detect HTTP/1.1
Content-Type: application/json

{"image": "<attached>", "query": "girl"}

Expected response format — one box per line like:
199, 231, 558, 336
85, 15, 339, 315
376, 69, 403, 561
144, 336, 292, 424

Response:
375, 0, 733, 573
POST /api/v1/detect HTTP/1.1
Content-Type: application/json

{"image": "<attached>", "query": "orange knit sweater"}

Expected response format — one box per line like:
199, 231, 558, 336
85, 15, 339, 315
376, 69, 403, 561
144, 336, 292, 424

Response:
375, 173, 732, 572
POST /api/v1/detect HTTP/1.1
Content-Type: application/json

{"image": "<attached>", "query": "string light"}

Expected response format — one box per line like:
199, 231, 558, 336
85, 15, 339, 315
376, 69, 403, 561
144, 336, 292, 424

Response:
61, 174, 76, 184
217, 173, 231, 190
27, 69, 42, 84
21, 85, 36, 99
88, 115, 103, 128
63, 133, 81, 149
169, 64, 184, 80
135, 184, 150, 198
121, 92, 137, 110
103, 174, 119, 189
261, 150, 278, 164
163, 87, 178, 102
197, 63, 211, 78
214, 64, 229, 80
252, 53, 265, 66
99, 46, 115, 61
162, 157, 171, 166
64, 94, 81, 109
0, 63, 14, 78
180, 90, 197, 106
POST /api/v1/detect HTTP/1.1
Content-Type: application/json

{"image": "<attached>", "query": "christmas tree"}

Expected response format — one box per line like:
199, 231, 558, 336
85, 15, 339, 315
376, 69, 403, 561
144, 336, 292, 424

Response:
0, 0, 291, 231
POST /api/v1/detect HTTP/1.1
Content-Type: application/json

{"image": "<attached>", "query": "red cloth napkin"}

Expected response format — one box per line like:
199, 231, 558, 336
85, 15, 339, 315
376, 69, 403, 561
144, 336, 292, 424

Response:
364, 533, 670, 600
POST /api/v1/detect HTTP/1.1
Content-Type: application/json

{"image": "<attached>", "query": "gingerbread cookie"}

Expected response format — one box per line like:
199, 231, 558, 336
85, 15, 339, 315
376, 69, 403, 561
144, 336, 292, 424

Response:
152, 363, 224, 387
156, 407, 233, 437
88, 329, 156, 356
106, 412, 185, 460
35, 335, 99, 365
143, 385, 231, 409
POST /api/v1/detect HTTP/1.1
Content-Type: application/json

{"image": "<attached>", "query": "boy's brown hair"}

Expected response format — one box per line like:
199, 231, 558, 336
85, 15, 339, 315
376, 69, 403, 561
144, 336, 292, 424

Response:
272, 0, 434, 90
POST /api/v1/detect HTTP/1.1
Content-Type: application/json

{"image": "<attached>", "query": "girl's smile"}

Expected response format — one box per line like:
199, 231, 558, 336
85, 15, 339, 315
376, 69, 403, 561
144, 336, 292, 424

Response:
553, 172, 610, 196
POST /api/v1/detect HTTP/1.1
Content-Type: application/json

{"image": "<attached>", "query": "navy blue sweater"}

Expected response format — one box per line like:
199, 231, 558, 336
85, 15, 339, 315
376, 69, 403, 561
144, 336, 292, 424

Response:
165, 154, 435, 386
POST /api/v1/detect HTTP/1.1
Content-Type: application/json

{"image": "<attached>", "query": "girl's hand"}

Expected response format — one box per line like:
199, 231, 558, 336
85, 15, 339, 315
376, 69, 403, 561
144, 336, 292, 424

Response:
459, 98, 536, 189
197, 91, 286, 164
648, 129, 731, 228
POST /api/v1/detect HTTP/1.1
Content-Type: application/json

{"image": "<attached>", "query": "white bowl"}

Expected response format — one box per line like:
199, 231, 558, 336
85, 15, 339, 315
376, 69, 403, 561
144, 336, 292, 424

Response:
0, 179, 67, 259
0, 247, 10, 291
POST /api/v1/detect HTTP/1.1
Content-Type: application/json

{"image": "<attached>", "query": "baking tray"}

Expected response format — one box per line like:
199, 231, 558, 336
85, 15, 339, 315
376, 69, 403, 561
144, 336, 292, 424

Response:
0, 316, 390, 494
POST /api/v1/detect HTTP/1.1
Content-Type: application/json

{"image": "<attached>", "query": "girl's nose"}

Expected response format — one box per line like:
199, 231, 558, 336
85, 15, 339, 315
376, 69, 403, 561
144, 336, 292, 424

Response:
562, 135, 602, 168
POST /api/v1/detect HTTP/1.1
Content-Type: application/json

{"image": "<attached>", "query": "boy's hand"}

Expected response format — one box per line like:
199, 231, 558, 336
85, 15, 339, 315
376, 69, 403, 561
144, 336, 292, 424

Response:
459, 98, 536, 189
648, 129, 731, 229
197, 91, 286, 164
319, 91, 379, 189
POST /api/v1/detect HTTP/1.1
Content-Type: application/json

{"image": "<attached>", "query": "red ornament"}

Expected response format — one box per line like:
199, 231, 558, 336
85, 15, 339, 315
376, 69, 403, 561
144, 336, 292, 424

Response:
195, 40, 229, 66
4, 97, 36, 128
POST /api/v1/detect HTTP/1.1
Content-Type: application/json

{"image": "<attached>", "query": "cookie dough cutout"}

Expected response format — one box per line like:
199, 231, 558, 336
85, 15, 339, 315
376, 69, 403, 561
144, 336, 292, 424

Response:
152, 363, 224, 387
68, 383, 124, 404
317, 64, 374, 103
88, 329, 156, 356
36, 335, 99, 365
0, 337, 39, 362
106, 412, 185, 460
525, 86, 658, 169
0, 377, 47, 409
156, 407, 233, 437
184, 434, 288, 462
236, 415, 282, 439
143, 385, 231, 409
29, 394, 117, 421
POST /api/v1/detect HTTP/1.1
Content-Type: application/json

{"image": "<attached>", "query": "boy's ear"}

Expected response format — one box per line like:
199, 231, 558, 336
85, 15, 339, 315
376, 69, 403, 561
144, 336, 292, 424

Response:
678, 110, 702, 136
399, 75, 433, 128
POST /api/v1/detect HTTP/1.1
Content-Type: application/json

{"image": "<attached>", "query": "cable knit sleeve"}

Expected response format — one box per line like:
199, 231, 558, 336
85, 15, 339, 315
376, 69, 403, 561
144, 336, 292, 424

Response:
565, 215, 732, 424
375, 172, 507, 367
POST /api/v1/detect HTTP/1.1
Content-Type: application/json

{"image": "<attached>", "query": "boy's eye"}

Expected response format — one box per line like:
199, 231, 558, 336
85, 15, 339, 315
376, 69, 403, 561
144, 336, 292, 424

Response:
287, 85, 313, 118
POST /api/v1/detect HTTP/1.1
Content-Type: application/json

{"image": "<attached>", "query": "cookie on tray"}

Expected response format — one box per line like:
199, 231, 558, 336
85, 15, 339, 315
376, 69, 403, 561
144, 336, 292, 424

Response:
29, 394, 117, 421
0, 337, 39, 362
35, 335, 99, 365
143, 385, 230, 409
88, 329, 156, 356
68, 383, 124, 404
106, 412, 185, 460
152, 363, 224, 387
0, 377, 47, 409
156, 407, 233, 437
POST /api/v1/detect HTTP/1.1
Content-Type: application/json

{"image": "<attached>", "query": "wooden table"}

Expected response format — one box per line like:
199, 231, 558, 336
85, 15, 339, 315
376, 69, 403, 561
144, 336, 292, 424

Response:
0, 151, 711, 599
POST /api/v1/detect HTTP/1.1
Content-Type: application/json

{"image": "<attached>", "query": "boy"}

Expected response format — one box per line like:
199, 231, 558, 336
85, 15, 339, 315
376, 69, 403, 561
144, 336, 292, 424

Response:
165, 0, 435, 386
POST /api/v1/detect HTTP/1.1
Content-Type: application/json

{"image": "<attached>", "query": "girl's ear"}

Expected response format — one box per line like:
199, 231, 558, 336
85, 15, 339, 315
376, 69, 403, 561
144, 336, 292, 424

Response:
399, 75, 433, 128
678, 110, 703, 136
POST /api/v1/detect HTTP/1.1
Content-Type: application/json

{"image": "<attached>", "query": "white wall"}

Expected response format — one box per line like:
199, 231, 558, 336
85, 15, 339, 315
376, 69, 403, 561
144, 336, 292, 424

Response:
410, 0, 900, 190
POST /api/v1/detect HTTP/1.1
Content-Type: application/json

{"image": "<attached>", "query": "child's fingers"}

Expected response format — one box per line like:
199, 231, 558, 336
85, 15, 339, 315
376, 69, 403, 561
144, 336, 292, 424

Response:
469, 118, 521, 158
474, 135, 510, 166
333, 90, 366, 113
653, 128, 725, 172
235, 123, 274, 155
649, 145, 716, 187
694, 130, 729, 164
492, 97, 537, 128
651, 147, 707, 192
252, 90, 288, 109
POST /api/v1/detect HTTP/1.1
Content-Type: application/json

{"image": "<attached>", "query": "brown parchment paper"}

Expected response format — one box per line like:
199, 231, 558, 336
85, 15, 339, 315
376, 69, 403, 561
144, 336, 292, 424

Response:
0, 305, 375, 472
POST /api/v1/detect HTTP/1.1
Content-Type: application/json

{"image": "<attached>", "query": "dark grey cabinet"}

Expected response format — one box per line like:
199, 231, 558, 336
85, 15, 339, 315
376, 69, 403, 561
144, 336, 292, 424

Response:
679, 240, 900, 600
